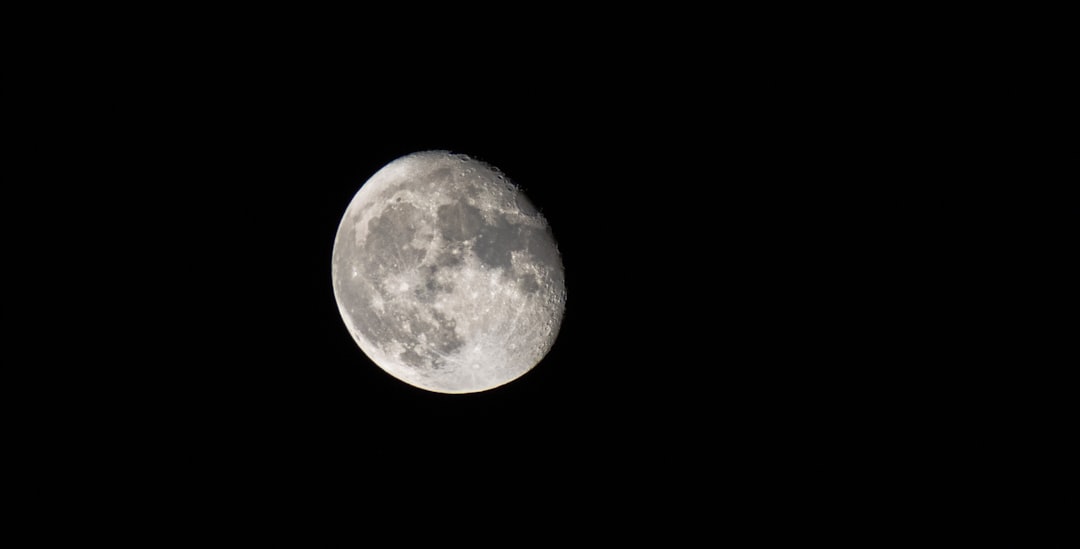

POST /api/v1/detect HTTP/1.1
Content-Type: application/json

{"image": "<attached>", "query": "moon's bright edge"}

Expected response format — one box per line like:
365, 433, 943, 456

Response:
331, 151, 566, 393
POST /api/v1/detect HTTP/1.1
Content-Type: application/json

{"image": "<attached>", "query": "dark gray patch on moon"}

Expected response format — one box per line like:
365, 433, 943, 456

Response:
427, 167, 452, 185
404, 312, 464, 367
435, 248, 464, 268
473, 214, 519, 271
364, 202, 428, 270
413, 265, 453, 302
353, 297, 464, 372
518, 273, 540, 293
437, 202, 485, 243
524, 224, 562, 274
342, 287, 393, 348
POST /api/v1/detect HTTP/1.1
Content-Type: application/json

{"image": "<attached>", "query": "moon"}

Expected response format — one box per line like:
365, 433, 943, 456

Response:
331, 151, 566, 393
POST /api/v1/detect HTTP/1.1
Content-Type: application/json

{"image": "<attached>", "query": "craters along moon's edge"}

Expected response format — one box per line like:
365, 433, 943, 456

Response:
331, 151, 565, 394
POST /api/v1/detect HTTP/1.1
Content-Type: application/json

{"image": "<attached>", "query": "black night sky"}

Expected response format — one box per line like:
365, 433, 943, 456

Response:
110, 76, 881, 504
48, 71, 817, 502
16, 15, 1025, 535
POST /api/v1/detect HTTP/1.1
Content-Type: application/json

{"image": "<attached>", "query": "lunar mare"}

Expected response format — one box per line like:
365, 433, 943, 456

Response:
332, 151, 565, 393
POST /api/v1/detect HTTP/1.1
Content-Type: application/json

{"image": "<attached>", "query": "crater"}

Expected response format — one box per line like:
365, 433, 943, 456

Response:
515, 191, 539, 217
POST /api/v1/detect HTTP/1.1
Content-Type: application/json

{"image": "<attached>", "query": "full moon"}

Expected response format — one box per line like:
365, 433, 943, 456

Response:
331, 151, 566, 393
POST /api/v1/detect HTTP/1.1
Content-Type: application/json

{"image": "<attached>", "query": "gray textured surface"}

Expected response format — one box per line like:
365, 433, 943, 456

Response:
332, 151, 565, 393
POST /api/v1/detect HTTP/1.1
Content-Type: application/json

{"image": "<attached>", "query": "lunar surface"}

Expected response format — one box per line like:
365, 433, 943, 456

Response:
331, 151, 566, 393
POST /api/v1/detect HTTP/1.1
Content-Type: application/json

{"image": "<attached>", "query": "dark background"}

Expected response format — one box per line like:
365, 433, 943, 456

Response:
16, 9, 1061, 536
44, 69, 896, 512
25, 56, 852, 513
